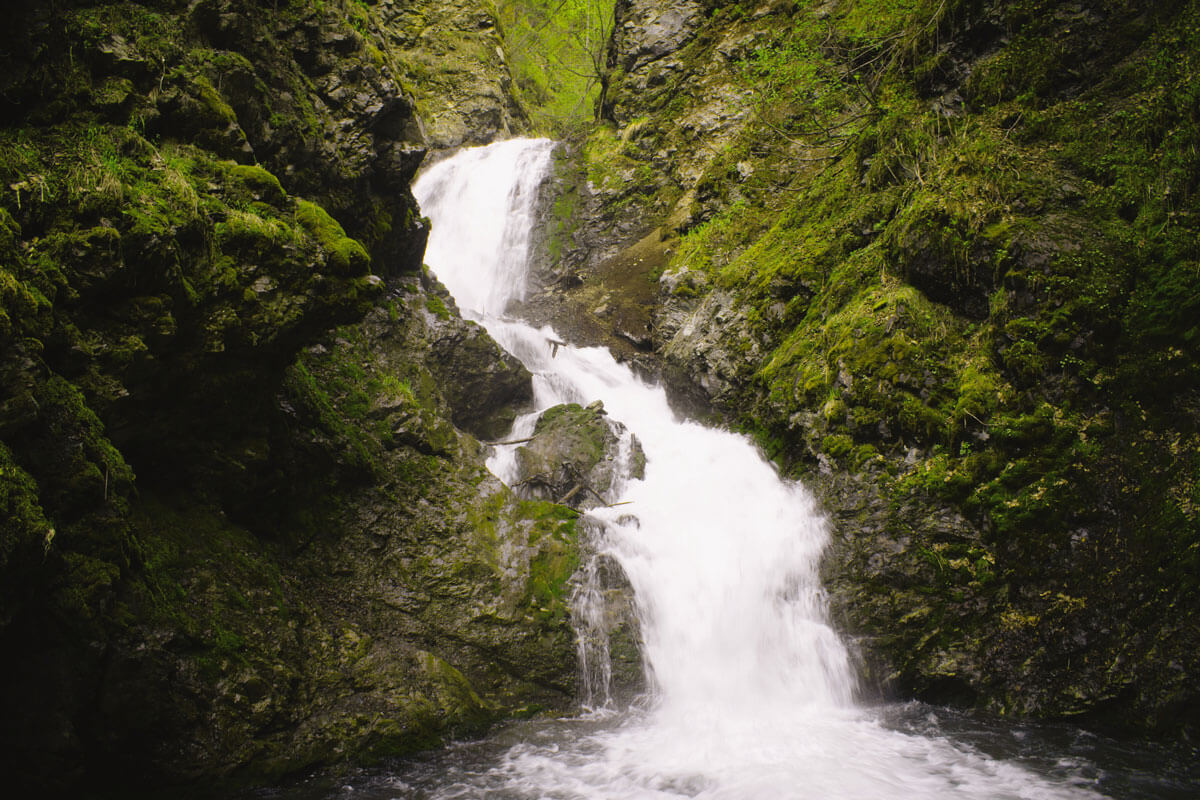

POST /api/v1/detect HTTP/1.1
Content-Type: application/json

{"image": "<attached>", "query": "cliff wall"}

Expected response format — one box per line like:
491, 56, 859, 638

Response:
0, 0, 580, 793
539, 0, 1200, 737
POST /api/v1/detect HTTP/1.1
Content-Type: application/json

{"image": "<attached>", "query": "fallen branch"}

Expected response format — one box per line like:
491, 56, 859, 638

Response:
558, 484, 584, 505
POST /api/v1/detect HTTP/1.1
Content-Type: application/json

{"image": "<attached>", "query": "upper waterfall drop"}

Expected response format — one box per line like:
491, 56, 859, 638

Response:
414, 138, 555, 319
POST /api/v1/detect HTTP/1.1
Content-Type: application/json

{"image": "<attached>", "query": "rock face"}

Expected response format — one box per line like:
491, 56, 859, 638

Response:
422, 283, 533, 440
605, 0, 706, 115
657, 286, 762, 420
531, 0, 1200, 739
378, 0, 530, 148
509, 401, 646, 703
0, 0, 576, 794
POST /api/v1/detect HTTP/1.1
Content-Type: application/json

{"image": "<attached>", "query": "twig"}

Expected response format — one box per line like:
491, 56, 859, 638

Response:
558, 484, 583, 504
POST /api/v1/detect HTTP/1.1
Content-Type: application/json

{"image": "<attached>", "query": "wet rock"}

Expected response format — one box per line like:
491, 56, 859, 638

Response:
514, 402, 645, 509
658, 288, 763, 419
570, 549, 645, 705
425, 305, 533, 440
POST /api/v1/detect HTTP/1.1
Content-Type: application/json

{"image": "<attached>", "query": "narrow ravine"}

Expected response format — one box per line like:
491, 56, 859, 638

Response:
391, 139, 1107, 799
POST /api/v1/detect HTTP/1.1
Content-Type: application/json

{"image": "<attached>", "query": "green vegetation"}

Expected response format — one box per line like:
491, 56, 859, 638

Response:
295, 198, 372, 275
0, 0, 576, 792
523, 500, 582, 619
498, 0, 616, 134
579, 0, 1200, 730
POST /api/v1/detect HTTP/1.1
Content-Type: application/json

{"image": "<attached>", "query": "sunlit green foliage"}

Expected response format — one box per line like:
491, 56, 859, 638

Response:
498, 0, 615, 134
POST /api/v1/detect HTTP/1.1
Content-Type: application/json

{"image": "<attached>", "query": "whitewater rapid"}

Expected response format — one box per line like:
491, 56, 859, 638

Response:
410, 138, 1105, 800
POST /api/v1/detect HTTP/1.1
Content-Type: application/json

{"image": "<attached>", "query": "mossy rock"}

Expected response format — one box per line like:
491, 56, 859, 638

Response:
514, 402, 643, 509
295, 198, 371, 276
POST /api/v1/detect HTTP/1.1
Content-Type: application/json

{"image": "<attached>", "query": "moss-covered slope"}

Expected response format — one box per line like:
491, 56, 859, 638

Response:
0, 0, 581, 793
545, 0, 1199, 736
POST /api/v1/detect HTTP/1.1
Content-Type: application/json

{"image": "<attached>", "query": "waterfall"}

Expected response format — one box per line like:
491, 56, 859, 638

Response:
411, 140, 1105, 800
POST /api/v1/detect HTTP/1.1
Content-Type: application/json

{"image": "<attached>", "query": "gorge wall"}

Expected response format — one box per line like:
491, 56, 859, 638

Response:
3, 0, 1198, 794
536, 0, 1199, 737
0, 0, 582, 793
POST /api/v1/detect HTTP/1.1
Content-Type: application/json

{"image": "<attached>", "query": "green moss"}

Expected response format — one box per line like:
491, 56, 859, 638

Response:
424, 293, 452, 320
193, 75, 237, 125
284, 356, 384, 482
57, 551, 122, 621
582, 124, 638, 195
229, 164, 287, 207
33, 376, 135, 511
547, 179, 580, 261
373, 372, 412, 403
519, 499, 580, 619
0, 261, 48, 342
822, 433, 855, 460
295, 198, 371, 275
0, 443, 53, 593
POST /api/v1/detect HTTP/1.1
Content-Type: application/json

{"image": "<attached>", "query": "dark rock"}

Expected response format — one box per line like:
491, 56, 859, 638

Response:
423, 279, 533, 440
0, 0, 566, 793
570, 548, 645, 705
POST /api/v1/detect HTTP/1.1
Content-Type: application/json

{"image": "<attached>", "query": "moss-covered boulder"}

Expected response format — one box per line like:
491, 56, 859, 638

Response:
514, 401, 645, 509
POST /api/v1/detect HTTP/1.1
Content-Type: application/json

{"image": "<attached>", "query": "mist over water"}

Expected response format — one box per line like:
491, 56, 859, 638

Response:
406, 139, 1109, 799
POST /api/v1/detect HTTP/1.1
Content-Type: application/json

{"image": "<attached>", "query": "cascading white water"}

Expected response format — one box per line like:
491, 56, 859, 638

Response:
412, 140, 1106, 800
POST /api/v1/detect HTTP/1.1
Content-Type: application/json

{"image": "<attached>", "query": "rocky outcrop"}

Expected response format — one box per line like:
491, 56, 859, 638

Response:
604, 0, 706, 121
0, 0, 576, 794
657, 284, 761, 420
20, 275, 578, 791
513, 401, 645, 509
377, 0, 529, 148
508, 400, 646, 703
571, 548, 646, 706
534, 0, 1200, 738
420, 282, 533, 440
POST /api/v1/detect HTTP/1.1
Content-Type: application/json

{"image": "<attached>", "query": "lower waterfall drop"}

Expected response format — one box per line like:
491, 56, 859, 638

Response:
409, 139, 1105, 800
